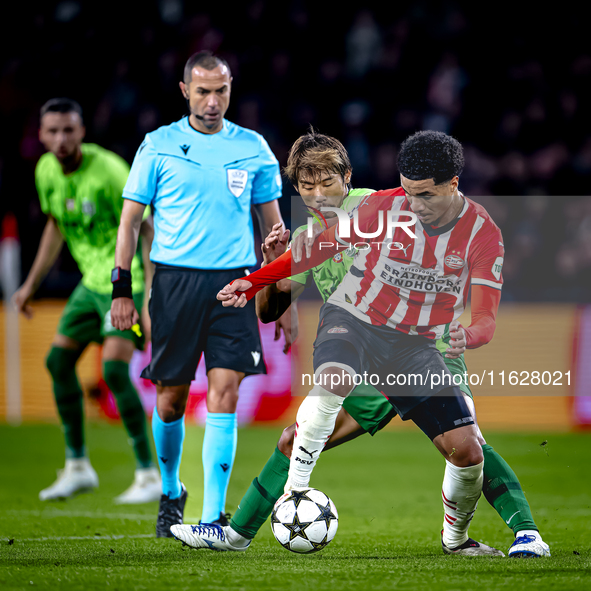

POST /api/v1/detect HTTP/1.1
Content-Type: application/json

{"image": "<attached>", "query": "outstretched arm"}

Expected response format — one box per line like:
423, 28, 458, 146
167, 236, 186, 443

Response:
217, 223, 341, 306
217, 203, 417, 306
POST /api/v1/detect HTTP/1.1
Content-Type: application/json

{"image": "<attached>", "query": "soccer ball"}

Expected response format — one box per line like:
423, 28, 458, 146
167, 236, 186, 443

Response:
271, 488, 338, 554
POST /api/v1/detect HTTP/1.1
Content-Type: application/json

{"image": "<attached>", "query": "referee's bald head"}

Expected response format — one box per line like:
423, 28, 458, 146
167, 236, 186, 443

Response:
183, 51, 231, 84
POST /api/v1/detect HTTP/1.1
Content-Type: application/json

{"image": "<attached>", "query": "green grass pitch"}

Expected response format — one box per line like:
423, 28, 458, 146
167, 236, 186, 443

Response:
1, 422, 590, 590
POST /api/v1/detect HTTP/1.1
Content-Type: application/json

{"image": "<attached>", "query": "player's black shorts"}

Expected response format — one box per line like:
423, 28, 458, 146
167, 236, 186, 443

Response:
403, 395, 474, 440
141, 264, 266, 386
313, 303, 474, 436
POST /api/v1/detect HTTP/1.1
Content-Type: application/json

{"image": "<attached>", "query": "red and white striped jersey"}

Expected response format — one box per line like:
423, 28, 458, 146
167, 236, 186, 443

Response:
327, 188, 504, 339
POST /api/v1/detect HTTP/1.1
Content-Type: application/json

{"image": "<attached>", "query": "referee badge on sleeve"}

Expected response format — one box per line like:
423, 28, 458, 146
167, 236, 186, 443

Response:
227, 169, 248, 197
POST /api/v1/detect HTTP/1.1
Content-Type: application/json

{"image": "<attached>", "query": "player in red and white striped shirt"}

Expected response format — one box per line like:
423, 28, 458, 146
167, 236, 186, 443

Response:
319, 186, 504, 342
217, 131, 548, 557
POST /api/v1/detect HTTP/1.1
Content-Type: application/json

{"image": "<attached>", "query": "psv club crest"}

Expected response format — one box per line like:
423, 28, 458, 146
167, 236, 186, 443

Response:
444, 252, 465, 269
227, 169, 248, 197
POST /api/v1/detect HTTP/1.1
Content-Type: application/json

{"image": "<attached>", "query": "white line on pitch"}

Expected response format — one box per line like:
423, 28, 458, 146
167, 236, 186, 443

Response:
3, 510, 153, 520
2, 534, 155, 542
2, 510, 201, 521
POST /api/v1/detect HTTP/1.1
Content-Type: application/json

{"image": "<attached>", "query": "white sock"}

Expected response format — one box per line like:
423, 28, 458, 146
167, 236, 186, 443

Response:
441, 460, 484, 548
515, 529, 540, 540
286, 385, 345, 491
65, 457, 91, 470
226, 526, 250, 547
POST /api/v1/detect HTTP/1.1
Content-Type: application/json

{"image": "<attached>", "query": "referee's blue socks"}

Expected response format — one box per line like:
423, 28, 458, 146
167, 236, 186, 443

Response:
201, 412, 238, 523
152, 409, 184, 499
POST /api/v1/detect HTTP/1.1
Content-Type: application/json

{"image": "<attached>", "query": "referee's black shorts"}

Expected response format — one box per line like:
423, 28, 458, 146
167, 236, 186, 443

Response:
141, 264, 266, 387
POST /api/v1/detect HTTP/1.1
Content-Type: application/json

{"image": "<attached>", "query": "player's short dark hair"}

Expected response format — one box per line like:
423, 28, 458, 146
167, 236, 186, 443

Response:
284, 128, 352, 187
40, 97, 83, 122
183, 50, 231, 84
397, 130, 464, 185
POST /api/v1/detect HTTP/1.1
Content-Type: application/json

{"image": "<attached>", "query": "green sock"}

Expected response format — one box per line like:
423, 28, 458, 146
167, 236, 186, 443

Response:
230, 446, 290, 539
46, 347, 85, 459
103, 360, 153, 469
482, 443, 538, 534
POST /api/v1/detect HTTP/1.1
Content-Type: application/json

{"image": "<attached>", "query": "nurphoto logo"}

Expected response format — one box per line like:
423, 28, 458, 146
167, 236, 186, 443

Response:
306, 205, 418, 250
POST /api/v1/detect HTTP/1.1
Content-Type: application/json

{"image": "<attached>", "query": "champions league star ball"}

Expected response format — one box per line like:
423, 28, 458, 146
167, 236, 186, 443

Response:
271, 488, 338, 553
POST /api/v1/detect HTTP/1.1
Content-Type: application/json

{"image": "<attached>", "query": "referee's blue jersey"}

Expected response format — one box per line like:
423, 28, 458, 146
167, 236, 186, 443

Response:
123, 116, 282, 269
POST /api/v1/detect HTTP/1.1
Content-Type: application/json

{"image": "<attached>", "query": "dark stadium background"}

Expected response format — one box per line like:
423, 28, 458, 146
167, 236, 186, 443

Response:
1, 0, 590, 302
1, 9, 590, 587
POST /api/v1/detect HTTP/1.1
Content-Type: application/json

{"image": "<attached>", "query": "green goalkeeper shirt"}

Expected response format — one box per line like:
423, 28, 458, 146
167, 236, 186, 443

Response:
35, 143, 145, 295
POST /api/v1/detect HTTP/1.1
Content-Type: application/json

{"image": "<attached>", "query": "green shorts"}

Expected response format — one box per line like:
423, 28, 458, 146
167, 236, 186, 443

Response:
342, 383, 397, 436
56, 283, 145, 348
340, 328, 473, 436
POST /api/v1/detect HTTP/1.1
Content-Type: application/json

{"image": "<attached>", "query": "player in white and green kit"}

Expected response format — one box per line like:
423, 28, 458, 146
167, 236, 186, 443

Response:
13, 98, 160, 504
173, 130, 548, 558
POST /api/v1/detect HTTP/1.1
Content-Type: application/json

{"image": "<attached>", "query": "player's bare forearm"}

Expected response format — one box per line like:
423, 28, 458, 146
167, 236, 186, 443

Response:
276, 277, 293, 292
255, 223, 299, 322
23, 216, 64, 292
12, 216, 63, 318
276, 301, 298, 353
115, 199, 146, 270
256, 285, 293, 323
256, 285, 283, 322
255, 279, 305, 323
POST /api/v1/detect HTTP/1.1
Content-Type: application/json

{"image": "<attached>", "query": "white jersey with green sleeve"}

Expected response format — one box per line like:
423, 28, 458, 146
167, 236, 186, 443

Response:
289, 188, 374, 302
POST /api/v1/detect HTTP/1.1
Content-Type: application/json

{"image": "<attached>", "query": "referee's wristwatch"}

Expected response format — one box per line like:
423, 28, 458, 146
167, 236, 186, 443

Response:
111, 267, 133, 299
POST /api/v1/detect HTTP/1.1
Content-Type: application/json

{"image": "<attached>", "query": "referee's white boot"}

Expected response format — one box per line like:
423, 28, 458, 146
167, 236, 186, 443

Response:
114, 467, 162, 504
39, 458, 99, 501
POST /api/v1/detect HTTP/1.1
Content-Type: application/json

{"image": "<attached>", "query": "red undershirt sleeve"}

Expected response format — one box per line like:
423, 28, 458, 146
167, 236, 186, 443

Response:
231, 196, 412, 302
463, 284, 501, 348
237, 224, 342, 301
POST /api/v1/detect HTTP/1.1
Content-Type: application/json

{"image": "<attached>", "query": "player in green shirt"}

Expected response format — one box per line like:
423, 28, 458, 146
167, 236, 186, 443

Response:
12, 98, 160, 504
173, 129, 548, 557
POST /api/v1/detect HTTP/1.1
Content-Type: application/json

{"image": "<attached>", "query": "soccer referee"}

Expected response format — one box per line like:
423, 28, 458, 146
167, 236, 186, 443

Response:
111, 51, 284, 537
